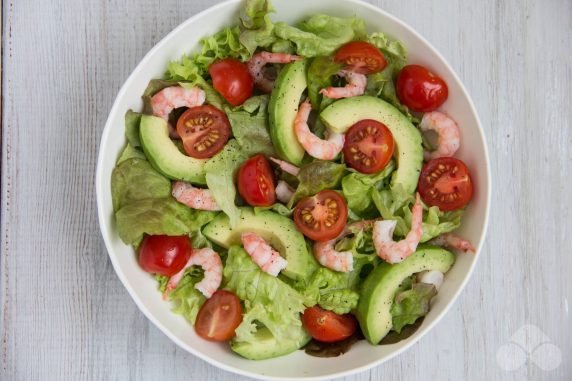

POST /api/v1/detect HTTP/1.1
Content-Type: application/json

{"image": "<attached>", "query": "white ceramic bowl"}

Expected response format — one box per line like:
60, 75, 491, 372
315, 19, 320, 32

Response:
96, 0, 491, 379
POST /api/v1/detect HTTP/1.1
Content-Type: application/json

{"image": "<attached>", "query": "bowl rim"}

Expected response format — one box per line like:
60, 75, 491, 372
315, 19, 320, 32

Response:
96, 0, 491, 379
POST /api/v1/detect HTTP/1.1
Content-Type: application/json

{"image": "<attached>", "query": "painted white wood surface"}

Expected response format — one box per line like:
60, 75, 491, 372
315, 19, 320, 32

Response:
1, 0, 570, 380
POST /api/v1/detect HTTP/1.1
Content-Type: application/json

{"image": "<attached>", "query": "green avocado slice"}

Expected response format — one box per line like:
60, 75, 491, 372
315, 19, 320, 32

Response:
355, 245, 455, 344
320, 96, 423, 194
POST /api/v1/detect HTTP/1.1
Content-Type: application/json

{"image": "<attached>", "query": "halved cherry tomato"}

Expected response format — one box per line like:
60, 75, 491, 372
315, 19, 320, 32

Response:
343, 119, 395, 174
138, 235, 192, 276
418, 157, 473, 211
396, 64, 448, 112
208, 58, 253, 106
293, 190, 348, 242
176, 105, 231, 159
237, 154, 276, 207
302, 306, 358, 343
334, 41, 387, 75
195, 290, 243, 342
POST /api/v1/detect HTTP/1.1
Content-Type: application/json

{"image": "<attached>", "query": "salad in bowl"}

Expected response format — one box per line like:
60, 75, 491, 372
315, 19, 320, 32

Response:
107, 0, 480, 364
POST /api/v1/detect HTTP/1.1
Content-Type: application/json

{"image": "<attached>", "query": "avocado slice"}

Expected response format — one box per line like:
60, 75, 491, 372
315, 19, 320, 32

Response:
320, 96, 423, 194
139, 115, 207, 184
268, 59, 308, 165
202, 208, 318, 280
355, 245, 455, 344
231, 326, 310, 360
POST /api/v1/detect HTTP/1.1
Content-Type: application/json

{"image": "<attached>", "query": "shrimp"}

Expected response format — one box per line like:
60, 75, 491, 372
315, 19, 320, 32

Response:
313, 221, 375, 273
269, 157, 300, 176
417, 270, 444, 291
430, 232, 475, 253
275, 180, 295, 204
294, 100, 345, 160
419, 111, 461, 160
172, 181, 221, 211
150, 86, 206, 138
241, 232, 288, 276
247, 51, 302, 93
373, 193, 424, 264
163, 248, 223, 299
320, 70, 367, 99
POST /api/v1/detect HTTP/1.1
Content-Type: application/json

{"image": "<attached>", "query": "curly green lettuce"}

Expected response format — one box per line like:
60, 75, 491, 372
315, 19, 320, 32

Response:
223, 246, 310, 359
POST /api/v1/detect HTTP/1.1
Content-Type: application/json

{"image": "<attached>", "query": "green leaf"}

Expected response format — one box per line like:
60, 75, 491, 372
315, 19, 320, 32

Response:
115, 197, 218, 246
166, 26, 250, 80
238, 0, 277, 54
117, 143, 146, 165
169, 266, 206, 324
124, 110, 142, 147
111, 158, 171, 212
224, 246, 309, 351
307, 56, 342, 110
204, 140, 247, 227
274, 14, 365, 57
341, 161, 395, 216
371, 185, 464, 241
390, 283, 437, 333
225, 95, 276, 156
288, 161, 346, 207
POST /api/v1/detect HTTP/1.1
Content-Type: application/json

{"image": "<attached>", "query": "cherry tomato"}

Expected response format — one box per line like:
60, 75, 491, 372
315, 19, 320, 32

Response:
195, 290, 243, 342
343, 119, 395, 174
176, 105, 231, 159
208, 58, 253, 106
237, 154, 276, 207
302, 306, 358, 343
334, 41, 387, 75
396, 64, 448, 112
293, 190, 348, 242
418, 157, 473, 211
138, 235, 192, 276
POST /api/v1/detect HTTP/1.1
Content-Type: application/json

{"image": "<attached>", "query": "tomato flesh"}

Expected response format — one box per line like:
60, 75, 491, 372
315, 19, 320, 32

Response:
396, 64, 448, 112
138, 235, 192, 277
195, 290, 243, 342
293, 190, 348, 242
237, 154, 276, 207
418, 157, 473, 211
176, 105, 231, 159
343, 119, 395, 174
208, 58, 253, 106
302, 306, 358, 343
334, 41, 387, 75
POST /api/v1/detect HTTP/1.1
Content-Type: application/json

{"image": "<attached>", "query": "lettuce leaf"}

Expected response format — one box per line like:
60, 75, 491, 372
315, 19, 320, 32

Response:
307, 56, 342, 110
115, 198, 218, 246
274, 14, 365, 57
111, 158, 171, 212
238, 0, 277, 54
288, 161, 346, 207
225, 95, 276, 156
124, 110, 142, 147
204, 140, 247, 227
371, 185, 464, 241
166, 25, 250, 82
224, 246, 310, 358
390, 283, 437, 333
341, 161, 395, 216
158, 266, 206, 324
117, 143, 146, 165
300, 268, 359, 314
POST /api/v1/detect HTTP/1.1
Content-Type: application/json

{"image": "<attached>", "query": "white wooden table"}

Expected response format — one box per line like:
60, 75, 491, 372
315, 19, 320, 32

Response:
2, 0, 570, 380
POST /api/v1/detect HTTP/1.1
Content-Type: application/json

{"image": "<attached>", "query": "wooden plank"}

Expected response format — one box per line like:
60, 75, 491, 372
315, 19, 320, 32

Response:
1, 0, 570, 380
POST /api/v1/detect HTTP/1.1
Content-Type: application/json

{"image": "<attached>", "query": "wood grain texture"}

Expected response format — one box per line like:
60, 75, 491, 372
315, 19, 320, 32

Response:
1, 0, 570, 380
